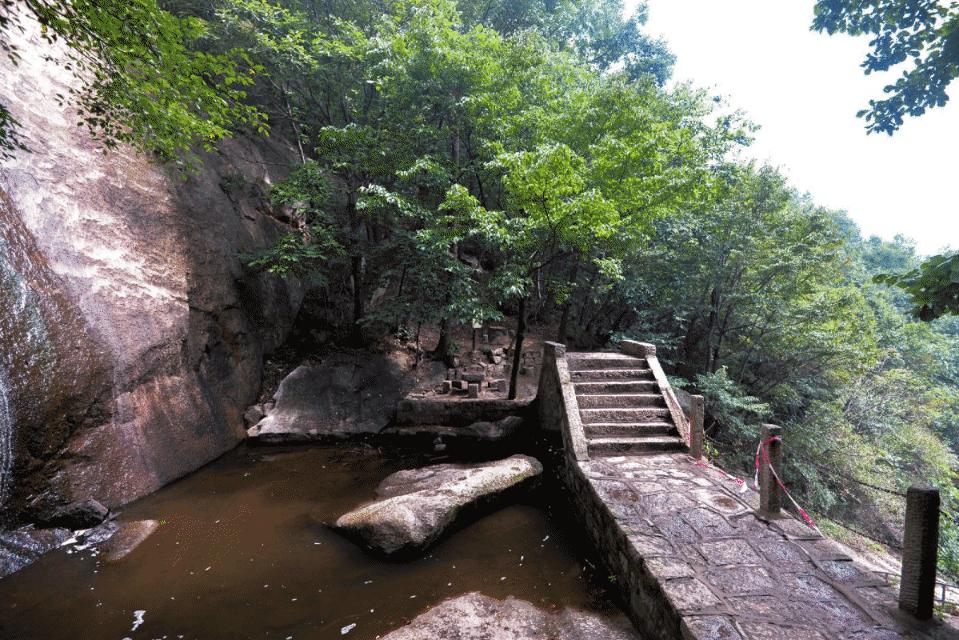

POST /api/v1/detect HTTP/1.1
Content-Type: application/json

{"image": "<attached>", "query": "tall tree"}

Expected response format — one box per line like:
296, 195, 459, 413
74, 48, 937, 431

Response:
812, 1, 959, 321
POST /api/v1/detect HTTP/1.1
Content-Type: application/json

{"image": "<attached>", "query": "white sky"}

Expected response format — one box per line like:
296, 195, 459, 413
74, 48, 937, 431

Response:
629, 0, 957, 255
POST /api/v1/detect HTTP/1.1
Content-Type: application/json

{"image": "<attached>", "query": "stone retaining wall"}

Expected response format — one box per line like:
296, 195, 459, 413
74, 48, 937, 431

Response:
394, 398, 533, 427
559, 456, 688, 639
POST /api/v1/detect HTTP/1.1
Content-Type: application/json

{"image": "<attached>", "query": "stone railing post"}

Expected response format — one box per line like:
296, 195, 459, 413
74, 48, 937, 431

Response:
689, 395, 704, 459
899, 485, 940, 619
758, 424, 782, 515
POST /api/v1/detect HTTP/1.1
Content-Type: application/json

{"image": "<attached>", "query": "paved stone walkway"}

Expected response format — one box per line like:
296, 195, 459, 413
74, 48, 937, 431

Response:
577, 452, 959, 640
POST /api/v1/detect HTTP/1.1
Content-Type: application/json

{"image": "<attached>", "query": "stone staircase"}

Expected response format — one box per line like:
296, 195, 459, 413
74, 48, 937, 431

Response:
567, 352, 685, 456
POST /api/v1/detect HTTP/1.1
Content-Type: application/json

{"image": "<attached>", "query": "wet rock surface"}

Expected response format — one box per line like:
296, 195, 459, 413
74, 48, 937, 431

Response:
0, 21, 303, 517
336, 455, 543, 556
35, 498, 109, 530
380, 592, 640, 639
250, 354, 445, 441
97, 519, 160, 562
0, 526, 71, 579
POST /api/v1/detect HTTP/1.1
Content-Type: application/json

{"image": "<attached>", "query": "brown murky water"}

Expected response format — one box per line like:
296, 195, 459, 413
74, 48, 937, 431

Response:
0, 444, 624, 639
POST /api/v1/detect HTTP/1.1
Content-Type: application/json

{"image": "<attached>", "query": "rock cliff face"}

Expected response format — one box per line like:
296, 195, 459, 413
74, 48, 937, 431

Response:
0, 28, 303, 522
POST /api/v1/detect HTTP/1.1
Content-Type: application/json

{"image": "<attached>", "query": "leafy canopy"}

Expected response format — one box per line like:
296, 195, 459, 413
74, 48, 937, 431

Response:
812, 0, 959, 134
0, 0, 266, 165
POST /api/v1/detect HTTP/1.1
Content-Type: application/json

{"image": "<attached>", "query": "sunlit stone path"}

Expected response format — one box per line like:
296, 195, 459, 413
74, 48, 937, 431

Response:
575, 451, 949, 639
540, 341, 959, 640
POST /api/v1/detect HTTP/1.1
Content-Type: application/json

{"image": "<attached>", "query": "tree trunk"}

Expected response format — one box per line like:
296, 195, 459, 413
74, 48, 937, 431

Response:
350, 255, 364, 343
433, 288, 454, 363
434, 316, 453, 363
347, 191, 364, 344
557, 258, 580, 344
508, 296, 527, 400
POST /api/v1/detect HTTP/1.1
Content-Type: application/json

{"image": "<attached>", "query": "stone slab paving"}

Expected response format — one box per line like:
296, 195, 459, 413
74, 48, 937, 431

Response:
575, 452, 959, 640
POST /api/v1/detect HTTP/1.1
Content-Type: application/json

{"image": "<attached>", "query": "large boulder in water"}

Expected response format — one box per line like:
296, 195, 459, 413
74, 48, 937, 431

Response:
335, 455, 542, 556
380, 592, 639, 640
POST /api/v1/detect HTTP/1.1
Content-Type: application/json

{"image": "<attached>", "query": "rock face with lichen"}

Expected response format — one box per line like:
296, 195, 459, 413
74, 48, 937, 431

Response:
335, 455, 543, 556
0, 22, 302, 522
380, 592, 640, 639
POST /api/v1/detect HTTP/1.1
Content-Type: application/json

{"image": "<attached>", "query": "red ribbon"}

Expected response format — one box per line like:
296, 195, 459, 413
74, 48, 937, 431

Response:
693, 457, 746, 490
754, 436, 819, 532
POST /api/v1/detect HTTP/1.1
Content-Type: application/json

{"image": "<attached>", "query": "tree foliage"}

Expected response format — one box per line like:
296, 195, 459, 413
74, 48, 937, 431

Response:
607, 165, 959, 576
0, 0, 266, 165
812, 0, 959, 135
875, 252, 959, 321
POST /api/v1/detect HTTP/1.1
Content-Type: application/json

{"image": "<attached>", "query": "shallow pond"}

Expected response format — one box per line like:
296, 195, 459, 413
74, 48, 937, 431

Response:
0, 444, 629, 639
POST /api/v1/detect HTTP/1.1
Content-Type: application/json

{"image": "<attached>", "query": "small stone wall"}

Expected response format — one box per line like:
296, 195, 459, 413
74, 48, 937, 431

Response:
394, 398, 533, 427
559, 457, 687, 639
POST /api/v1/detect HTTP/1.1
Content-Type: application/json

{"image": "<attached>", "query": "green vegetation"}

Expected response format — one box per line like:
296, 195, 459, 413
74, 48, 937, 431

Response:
0, 0, 265, 164
2, 0, 957, 575
812, 0, 959, 136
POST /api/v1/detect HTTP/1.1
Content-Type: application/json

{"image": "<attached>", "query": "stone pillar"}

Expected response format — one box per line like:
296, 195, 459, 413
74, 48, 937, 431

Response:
467, 383, 479, 399
689, 395, 705, 459
758, 424, 782, 515
899, 486, 940, 619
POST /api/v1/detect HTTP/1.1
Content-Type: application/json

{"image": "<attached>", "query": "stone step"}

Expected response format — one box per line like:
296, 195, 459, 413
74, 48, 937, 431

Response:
567, 353, 647, 371
580, 407, 671, 423
584, 422, 676, 437
569, 368, 654, 381
575, 393, 665, 409
587, 436, 686, 456
573, 381, 658, 394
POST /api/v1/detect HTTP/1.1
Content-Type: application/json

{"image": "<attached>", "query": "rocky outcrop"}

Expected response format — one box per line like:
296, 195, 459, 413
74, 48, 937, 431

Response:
249, 353, 445, 442
0, 526, 71, 579
335, 455, 542, 556
34, 498, 109, 530
380, 592, 640, 639
0, 23, 302, 522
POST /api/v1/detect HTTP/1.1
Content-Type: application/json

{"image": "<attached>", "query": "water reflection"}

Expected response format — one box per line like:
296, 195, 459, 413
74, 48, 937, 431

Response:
0, 445, 627, 639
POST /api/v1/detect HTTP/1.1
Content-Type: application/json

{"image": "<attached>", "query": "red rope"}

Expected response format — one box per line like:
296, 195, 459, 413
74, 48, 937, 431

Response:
692, 457, 747, 491
754, 436, 820, 532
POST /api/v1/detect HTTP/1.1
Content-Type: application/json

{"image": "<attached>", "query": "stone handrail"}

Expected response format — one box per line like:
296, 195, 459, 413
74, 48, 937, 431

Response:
619, 340, 690, 445
537, 341, 589, 461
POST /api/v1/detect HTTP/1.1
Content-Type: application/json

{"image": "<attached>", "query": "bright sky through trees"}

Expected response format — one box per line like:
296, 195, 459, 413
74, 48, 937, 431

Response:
634, 0, 958, 255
